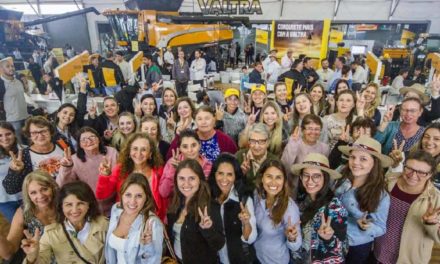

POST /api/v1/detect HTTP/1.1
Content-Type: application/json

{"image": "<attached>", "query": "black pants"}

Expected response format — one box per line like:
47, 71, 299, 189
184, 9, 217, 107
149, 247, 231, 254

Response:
176, 81, 188, 97
193, 79, 204, 88
346, 242, 374, 264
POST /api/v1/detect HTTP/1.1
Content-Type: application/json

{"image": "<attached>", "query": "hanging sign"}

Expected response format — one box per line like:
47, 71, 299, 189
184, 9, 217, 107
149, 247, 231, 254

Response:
198, 0, 263, 15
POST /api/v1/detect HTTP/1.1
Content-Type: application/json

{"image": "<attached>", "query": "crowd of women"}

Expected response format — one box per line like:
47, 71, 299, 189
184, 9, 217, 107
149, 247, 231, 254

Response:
1, 73, 440, 264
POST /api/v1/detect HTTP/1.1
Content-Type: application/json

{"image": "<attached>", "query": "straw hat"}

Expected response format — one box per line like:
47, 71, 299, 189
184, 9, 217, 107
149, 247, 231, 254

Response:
291, 153, 342, 180
338, 136, 394, 168
400, 83, 430, 105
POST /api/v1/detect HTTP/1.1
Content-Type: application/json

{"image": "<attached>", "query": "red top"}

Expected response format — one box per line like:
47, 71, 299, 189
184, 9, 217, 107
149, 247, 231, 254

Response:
95, 163, 166, 221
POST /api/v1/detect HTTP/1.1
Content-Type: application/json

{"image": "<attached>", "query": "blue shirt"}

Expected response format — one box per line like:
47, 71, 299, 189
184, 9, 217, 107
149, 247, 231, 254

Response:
105, 204, 163, 264
254, 194, 302, 264
200, 134, 221, 162
335, 179, 390, 246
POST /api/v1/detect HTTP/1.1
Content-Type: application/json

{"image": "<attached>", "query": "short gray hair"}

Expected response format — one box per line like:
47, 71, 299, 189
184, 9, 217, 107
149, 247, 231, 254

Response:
247, 123, 269, 139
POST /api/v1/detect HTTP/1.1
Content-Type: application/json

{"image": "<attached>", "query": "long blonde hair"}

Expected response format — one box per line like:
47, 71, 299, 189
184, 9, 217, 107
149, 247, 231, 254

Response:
362, 82, 381, 119
22, 170, 59, 222
259, 101, 283, 155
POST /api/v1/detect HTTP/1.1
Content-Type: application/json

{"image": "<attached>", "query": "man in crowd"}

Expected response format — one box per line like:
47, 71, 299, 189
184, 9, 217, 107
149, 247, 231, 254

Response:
27, 57, 43, 90
302, 57, 319, 90
281, 49, 293, 74
266, 54, 281, 85
351, 60, 367, 91
278, 58, 306, 95
249, 61, 265, 84
139, 54, 163, 98
100, 51, 125, 96
391, 68, 409, 95
263, 49, 277, 72
84, 54, 105, 96
172, 50, 190, 97
190, 50, 206, 87
115, 51, 130, 84
0, 58, 28, 142
327, 56, 352, 92
316, 58, 334, 88
164, 46, 175, 75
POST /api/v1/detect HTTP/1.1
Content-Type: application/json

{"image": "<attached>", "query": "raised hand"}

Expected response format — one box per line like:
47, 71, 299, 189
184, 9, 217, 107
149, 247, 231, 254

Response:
327, 94, 335, 107
240, 153, 251, 175
59, 147, 73, 167
99, 156, 111, 176
9, 149, 24, 171
339, 125, 350, 142
291, 126, 300, 141
170, 149, 180, 168
21, 228, 40, 263
432, 74, 440, 97
176, 117, 191, 135
283, 107, 293, 122
88, 104, 97, 119
285, 216, 300, 242
140, 219, 153, 245
422, 198, 440, 225
317, 213, 334, 241
134, 100, 142, 117
357, 212, 373, 231
75, 72, 87, 93
247, 108, 260, 126
103, 127, 115, 140
165, 112, 176, 131
244, 95, 252, 114
238, 202, 251, 225
356, 91, 366, 116
294, 85, 302, 96
390, 139, 405, 167
383, 105, 396, 123
215, 103, 225, 121
198, 206, 213, 229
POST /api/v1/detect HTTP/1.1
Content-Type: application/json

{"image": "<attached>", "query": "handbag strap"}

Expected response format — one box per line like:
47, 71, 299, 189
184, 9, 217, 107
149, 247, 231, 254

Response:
61, 223, 92, 264
162, 225, 177, 260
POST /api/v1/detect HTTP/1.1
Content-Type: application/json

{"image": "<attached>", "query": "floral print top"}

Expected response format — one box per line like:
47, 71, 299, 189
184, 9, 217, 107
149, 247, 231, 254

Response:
200, 134, 221, 163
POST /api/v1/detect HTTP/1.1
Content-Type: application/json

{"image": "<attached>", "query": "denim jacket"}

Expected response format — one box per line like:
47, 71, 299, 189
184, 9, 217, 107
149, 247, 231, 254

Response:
105, 204, 164, 264
334, 179, 390, 246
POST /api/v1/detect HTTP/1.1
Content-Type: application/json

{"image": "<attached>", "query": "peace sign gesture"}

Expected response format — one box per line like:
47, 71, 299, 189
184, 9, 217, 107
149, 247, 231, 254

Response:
103, 127, 116, 140
238, 202, 251, 225
390, 139, 405, 167
165, 112, 176, 131
59, 147, 73, 167
176, 117, 191, 135
21, 228, 41, 263
198, 206, 213, 229
291, 126, 300, 141
99, 156, 111, 176
9, 149, 24, 171
140, 219, 153, 245
357, 212, 373, 231
285, 216, 300, 242
317, 213, 334, 241
356, 91, 366, 117
294, 85, 302, 96
247, 107, 260, 126
240, 152, 251, 175
422, 198, 440, 225
215, 103, 225, 121
88, 104, 97, 119
134, 99, 142, 117
283, 107, 293, 122
170, 149, 181, 168
339, 125, 350, 142
244, 95, 252, 114
383, 105, 396, 123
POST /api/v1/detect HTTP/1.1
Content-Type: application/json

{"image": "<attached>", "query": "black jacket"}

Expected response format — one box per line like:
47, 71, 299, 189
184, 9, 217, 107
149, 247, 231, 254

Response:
278, 69, 307, 96
114, 84, 139, 113
100, 60, 125, 87
212, 197, 256, 264
167, 203, 225, 264
249, 69, 264, 84
302, 67, 319, 90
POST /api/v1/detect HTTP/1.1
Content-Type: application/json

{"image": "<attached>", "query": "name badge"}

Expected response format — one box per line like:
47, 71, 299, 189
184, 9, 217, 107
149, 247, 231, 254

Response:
181, 70, 185, 74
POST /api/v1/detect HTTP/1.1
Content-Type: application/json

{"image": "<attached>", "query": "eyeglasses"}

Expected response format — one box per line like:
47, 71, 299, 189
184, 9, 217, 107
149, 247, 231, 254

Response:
403, 165, 431, 178
303, 127, 321, 132
249, 138, 267, 145
300, 173, 323, 183
29, 129, 49, 137
80, 135, 98, 143
401, 108, 419, 114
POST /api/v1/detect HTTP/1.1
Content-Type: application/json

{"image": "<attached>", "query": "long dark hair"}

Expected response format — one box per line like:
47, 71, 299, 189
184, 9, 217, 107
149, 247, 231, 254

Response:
0, 121, 18, 159
53, 103, 78, 136
298, 169, 334, 226
57, 181, 101, 223
335, 90, 356, 126
208, 153, 252, 202
292, 93, 314, 130
168, 159, 211, 222
140, 94, 159, 117
419, 123, 440, 161
340, 155, 385, 212
256, 159, 290, 225
76, 127, 107, 162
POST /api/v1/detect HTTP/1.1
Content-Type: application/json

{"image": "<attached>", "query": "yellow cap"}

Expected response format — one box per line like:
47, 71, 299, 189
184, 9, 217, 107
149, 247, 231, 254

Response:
224, 88, 240, 98
383, 53, 390, 59
251, 84, 266, 94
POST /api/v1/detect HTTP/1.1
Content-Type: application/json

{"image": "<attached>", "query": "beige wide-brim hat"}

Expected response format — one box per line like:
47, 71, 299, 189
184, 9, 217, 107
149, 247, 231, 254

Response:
291, 153, 342, 180
339, 135, 394, 168
400, 83, 430, 105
